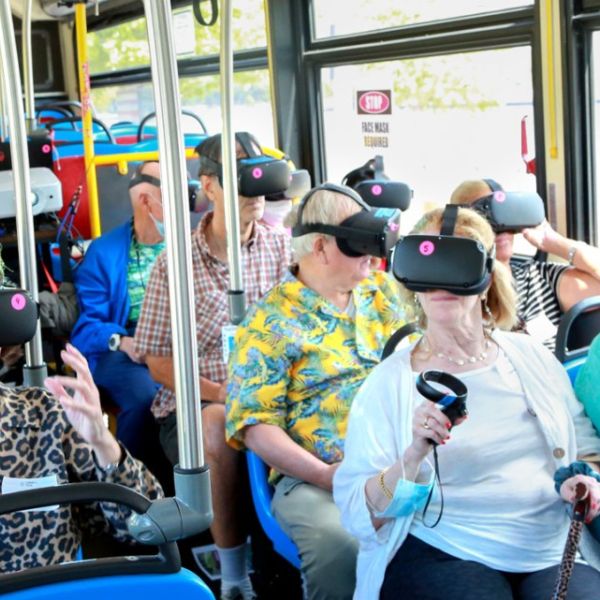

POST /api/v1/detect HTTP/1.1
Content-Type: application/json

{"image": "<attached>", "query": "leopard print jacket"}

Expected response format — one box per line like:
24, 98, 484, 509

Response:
0, 383, 163, 572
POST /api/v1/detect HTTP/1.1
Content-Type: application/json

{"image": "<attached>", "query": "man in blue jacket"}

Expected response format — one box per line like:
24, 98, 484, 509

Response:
71, 161, 164, 460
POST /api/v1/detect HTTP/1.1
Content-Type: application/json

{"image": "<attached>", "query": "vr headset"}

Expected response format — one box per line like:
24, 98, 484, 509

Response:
196, 132, 291, 198
342, 155, 412, 212
467, 178, 545, 233
128, 166, 200, 213
0, 289, 38, 346
291, 183, 396, 258
392, 204, 495, 295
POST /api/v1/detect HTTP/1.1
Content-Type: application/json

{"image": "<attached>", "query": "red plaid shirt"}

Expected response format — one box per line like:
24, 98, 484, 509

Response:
134, 213, 291, 419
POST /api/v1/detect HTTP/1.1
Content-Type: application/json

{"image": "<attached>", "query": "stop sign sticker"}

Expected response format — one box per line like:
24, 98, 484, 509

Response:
357, 90, 392, 115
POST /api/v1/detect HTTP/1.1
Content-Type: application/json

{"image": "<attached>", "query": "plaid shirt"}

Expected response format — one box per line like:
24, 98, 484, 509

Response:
134, 212, 291, 419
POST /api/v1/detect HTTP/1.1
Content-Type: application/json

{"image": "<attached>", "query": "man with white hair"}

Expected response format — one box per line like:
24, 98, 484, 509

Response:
71, 161, 165, 462
226, 184, 407, 600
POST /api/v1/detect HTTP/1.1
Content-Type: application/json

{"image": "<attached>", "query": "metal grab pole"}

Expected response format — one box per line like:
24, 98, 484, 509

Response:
142, 0, 211, 528
220, 0, 245, 324
0, 58, 6, 140
0, 0, 46, 385
22, 0, 36, 133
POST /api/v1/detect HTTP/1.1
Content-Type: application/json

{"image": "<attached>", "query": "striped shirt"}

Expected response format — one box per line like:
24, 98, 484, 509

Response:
134, 212, 291, 419
511, 258, 568, 352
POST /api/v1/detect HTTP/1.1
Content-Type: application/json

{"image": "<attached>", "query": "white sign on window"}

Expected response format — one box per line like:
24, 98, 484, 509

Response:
173, 9, 196, 57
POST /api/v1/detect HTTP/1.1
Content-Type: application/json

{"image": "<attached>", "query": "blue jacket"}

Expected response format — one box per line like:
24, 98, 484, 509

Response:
71, 221, 132, 372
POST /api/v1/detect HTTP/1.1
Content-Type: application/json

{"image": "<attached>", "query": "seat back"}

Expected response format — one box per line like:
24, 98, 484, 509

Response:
245, 451, 301, 568
555, 296, 600, 362
3, 569, 214, 600
563, 355, 587, 386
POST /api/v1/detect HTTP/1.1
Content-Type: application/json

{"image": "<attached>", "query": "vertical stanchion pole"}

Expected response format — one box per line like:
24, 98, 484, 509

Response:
0, 0, 46, 385
75, 4, 102, 238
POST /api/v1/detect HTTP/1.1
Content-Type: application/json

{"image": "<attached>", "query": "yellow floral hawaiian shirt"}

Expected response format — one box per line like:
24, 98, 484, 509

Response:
226, 269, 406, 464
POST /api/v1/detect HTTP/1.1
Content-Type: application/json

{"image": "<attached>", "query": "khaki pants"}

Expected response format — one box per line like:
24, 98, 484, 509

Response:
272, 476, 358, 600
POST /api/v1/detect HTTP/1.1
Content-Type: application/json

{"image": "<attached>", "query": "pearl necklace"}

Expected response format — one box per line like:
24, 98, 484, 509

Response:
422, 336, 492, 367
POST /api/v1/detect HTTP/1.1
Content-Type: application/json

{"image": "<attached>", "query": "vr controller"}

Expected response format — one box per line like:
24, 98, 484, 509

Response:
0, 289, 38, 346
392, 204, 495, 296
291, 183, 396, 258
469, 190, 545, 233
416, 370, 468, 431
196, 132, 291, 199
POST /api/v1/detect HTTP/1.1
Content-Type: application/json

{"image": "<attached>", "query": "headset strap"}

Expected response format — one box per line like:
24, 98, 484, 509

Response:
440, 204, 459, 236
483, 178, 503, 193
129, 173, 161, 190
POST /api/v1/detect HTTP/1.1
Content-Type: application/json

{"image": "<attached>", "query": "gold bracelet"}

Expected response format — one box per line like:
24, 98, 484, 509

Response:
378, 469, 393, 500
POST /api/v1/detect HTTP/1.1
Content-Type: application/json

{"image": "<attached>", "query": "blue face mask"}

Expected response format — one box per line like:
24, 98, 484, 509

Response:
149, 211, 165, 238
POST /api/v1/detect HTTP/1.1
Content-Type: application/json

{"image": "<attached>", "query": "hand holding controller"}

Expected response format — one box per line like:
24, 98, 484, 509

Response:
416, 370, 468, 443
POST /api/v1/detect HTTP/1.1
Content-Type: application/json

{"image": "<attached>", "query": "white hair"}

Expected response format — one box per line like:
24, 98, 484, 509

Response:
284, 187, 361, 261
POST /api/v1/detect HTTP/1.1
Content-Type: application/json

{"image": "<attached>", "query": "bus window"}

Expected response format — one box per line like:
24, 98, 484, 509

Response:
320, 46, 537, 236
312, 0, 533, 39
91, 70, 275, 145
88, 0, 266, 77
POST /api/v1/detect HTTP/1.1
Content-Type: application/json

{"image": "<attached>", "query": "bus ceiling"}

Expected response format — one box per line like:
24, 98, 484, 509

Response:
9, 0, 113, 21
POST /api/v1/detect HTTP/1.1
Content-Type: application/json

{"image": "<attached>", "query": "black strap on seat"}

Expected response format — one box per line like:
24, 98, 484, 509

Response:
381, 322, 420, 360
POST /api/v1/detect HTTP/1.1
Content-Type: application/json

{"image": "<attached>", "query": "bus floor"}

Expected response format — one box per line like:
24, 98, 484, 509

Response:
82, 470, 303, 600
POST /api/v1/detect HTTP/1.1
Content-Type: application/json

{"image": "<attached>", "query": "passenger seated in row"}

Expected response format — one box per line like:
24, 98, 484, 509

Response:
335, 207, 600, 600
226, 184, 407, 600
134, 132, 291, 600
451, 179, 600, 351
0, 343, 163, 572
71, 161, 164, 462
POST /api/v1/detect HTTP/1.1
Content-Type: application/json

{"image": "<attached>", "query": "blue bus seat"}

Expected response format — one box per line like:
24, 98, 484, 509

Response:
3, 568, 214, 600
245, 451, 301, 568
563, 355, 587, 386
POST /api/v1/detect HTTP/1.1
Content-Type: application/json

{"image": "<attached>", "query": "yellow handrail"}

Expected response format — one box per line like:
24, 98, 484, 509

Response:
75, 4, 102, 238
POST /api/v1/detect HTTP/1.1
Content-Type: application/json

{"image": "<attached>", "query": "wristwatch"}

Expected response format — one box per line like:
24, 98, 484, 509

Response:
108, 333, 121, 352
567, 244, 579, 267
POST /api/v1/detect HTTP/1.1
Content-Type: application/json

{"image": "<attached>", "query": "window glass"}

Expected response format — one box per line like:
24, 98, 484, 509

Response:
92, 69, 274, 146
313, 0, 533, 39
320, 46, 537, 247
88, 1, 266, 75
592, 32, 600, 242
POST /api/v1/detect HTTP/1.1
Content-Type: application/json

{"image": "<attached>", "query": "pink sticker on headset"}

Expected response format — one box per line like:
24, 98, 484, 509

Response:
419, 241, 435, 256
371, 184, 383, 196
493, 191, 506, 203
252, 167, 263, 179
41, 144, 51, 154
11, 294, 26, 311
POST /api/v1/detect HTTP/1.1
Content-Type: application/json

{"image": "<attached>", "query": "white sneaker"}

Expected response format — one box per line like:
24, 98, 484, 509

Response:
221, 578, 256, 600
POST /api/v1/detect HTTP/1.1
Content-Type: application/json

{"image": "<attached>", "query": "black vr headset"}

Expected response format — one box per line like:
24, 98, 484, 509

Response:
196, 132, 291, 198
392, 204, 495, 295
291, 183, 396, 258
467, 179, 545, 233
0, 289, 38, 346
128, 165, 200, 212
342, 155, 412, 212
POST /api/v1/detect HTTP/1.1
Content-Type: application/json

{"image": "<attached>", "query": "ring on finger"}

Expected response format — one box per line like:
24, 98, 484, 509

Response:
423, 418, 431, 430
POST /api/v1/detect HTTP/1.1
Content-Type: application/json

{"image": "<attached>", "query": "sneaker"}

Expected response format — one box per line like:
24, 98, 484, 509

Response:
221, 579, 257, 600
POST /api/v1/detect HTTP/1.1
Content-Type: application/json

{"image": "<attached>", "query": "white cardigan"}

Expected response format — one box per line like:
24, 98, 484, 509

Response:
333, 330, 600, 600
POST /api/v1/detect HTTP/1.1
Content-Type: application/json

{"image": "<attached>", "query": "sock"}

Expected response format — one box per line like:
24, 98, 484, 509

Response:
217, 542, 252, 591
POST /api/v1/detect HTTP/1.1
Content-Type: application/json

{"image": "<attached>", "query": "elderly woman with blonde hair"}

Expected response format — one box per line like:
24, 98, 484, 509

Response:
334, 206, 600, 600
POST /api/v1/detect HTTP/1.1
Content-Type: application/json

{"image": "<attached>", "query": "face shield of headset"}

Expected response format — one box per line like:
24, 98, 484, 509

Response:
392, 205, 495, 296
292, 183, 396, 258
468, 190, 545, 234
196, 132, 292, 198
